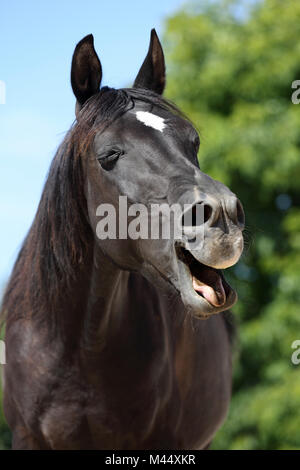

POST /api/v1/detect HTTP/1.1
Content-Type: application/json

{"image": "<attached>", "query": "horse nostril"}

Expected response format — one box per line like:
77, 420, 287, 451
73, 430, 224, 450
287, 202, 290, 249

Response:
203, 204, 213, 223
181, 203, 213, 228
236, 199, 245, 229
226, 197, 245, 229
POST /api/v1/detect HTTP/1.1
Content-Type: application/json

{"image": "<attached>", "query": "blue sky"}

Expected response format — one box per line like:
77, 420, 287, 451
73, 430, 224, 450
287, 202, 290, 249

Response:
0, 0, 185, 286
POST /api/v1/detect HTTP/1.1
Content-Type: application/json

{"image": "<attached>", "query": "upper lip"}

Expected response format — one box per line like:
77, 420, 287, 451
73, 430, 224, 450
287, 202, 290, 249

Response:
176, 246, 237, 317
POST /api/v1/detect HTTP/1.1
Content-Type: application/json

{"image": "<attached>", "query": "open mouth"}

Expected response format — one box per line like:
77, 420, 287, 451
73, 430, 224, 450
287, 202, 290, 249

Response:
176, 247, 235, 313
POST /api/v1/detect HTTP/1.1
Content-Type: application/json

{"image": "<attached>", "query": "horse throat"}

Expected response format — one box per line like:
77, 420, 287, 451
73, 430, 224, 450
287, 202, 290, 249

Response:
81, 245, 130, 352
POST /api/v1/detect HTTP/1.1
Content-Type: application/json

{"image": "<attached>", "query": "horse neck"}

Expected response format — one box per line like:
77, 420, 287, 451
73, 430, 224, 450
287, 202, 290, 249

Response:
80, 243, 176, 356
80, 243, 131, 352
39, 240, 126, 352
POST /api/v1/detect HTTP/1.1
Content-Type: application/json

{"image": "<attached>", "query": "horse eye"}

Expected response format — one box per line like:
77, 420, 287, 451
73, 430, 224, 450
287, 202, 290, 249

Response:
97, 150, 123, 170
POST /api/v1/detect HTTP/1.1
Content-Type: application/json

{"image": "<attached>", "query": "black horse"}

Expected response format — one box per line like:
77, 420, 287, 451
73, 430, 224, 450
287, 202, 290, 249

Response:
1, 30, 244, 449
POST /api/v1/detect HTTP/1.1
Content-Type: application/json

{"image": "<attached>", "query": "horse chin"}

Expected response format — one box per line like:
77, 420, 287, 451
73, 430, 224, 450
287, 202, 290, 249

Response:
175, 246, 238, 319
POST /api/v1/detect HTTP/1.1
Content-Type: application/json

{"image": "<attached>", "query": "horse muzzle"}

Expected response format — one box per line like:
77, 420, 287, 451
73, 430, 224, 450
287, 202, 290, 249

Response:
173, 187, 244, 318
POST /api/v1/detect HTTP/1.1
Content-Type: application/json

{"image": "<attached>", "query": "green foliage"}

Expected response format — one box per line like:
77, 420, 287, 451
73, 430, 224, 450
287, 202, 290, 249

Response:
164, 0, 300, 449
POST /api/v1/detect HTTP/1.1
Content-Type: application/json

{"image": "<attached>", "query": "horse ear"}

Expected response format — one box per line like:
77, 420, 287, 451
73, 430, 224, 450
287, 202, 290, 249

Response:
133, 29, 165, 95
71, 34, 102, 108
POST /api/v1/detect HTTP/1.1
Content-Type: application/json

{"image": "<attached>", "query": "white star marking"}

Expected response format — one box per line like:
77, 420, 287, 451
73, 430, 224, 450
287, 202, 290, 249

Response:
135, 111, 166, 132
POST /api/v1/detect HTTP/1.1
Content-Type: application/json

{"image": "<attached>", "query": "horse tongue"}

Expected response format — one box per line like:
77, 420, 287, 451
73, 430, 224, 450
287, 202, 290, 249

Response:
192, 269, 226, 307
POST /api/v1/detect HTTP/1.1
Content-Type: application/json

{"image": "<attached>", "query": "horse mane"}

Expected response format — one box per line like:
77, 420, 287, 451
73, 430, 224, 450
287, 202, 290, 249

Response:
0, 87, 186, 334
